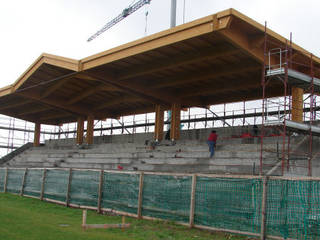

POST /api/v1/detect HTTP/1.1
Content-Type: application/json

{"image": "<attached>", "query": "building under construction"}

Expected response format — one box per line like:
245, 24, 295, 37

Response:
0, 8, 319, 176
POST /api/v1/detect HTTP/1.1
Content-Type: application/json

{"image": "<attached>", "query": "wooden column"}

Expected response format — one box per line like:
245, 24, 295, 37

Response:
170, 103, 181, 140
291, 87, 304, 122
76, 117, 84, 145
86, 115, 94, 145
154, 105, 164, 141
34, 122, 41, 147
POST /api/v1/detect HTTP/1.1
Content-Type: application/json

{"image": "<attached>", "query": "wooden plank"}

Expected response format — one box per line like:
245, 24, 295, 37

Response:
260, 176, 268, 240
137, 172, 144, 219
40, 168, 47, 201
189, 174, 197, 228
83, 223, 130, 229
4, 167, 8, 193
194, 224, 261, 238
97, 169, 104, 213
20, 168, 28, 196
66, 168, 73, 206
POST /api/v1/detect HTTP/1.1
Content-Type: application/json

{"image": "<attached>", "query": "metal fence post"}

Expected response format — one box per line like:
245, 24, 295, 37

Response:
260, 176, 268, 240
40, 168, 47, 201
97, 169, 104, 213
20, 168, 28, 196
189, 174, 197, 228
66, 168, 73, 207
4, 168, 8, 193
137, 172, 144, 219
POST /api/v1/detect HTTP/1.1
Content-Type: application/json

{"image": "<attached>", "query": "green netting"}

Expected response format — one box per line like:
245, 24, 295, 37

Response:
142, 174, 191, 223
194, 177, 262, 234
24, 169, 43, 197
44, 169, 69, 202
266, 179, 320, 240
0, 168, 5, 192
102, 172, 139, 214
6, 169, 25, 194
69, 170, 99, 207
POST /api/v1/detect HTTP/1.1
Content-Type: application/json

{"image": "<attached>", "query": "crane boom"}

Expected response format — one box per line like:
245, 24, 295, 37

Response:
87, 0, 152, 42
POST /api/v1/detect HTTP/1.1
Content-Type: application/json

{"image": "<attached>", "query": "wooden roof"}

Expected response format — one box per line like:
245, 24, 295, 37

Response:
0, 8, 319, 125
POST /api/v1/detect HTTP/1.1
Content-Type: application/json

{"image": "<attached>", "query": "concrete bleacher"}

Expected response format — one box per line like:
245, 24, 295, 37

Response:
3, 126, 306, 175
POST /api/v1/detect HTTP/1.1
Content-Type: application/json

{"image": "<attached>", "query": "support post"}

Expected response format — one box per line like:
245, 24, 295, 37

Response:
137, 172, 144, 219
34, 122, 41, 147
260, 176, 268, 240
82, 209, 87, 228
189, 174, 197, 228
4, 167, 8, 193
40, 168, 47, 201
291, 87, 304, 122
86, 115, 94, 145
20, 168, 28, 196
154, 105, 164, 141
66, 168, 72, 206
97, 170, 104, 213
76, 117, 84, 145
170, 103, 181, 141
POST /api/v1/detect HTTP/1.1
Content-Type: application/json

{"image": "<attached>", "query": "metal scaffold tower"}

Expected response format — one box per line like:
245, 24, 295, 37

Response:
260, 22, 320, 176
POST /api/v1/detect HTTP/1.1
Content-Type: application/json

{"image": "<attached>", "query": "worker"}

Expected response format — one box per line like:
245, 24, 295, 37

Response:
207, 130, 218, 158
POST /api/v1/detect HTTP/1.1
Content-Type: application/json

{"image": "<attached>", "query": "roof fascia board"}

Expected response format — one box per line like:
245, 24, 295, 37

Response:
80, 14, 232, 71
228, 8, 320, 64
12, 54, 79, 92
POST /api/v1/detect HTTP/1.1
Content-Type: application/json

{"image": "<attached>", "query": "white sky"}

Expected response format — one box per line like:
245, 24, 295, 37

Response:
0, 0, 319, 89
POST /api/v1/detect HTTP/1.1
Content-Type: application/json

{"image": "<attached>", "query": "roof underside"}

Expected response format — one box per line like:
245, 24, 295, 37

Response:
0, 8, 319, 125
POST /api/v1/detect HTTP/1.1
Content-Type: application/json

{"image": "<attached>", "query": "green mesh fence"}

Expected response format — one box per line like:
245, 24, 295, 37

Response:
24, 169, 43, 197
194, 177, 262, 234
3, 167, 320, 240
266, 179, 320, 240
102, 172, 139, 214
44, 169, 69, 202
69, 170, 99, 207
142, 174, 191, 223
6, 169, 25, 194
0, 168, 5, 192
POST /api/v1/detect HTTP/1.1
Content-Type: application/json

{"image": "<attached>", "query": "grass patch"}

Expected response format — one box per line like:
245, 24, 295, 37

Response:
0, 193, 255, 240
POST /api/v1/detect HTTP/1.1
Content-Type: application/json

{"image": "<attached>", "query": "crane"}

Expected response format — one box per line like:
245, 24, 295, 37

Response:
87, 0, 152, 42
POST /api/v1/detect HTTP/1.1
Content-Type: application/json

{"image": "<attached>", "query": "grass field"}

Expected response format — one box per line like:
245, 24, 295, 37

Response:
0, 193, 254, 240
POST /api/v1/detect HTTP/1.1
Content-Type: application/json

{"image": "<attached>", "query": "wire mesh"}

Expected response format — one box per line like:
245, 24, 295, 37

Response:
194, 177, 262, 234
24, 169, 43, 197
69, 170, 99, 207
6, 169, 24, 194
142, 174, 191, 223
0, 168, 5, 192
44, 169, 69, 202
266, 179, 320, 239
102, 172, 139, 214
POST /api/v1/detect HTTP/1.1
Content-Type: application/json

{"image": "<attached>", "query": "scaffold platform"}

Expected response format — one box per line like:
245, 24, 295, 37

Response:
265, 119, 320, 136
267, 68, 320, 91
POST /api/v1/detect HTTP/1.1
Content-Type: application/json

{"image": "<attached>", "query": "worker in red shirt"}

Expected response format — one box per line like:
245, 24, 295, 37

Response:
207, 130, 218, 158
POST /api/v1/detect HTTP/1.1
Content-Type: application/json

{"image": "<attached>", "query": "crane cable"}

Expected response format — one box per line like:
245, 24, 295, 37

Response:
144, 2, 149, 36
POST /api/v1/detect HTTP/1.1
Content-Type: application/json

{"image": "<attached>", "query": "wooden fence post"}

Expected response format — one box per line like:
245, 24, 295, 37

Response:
20, 168, 28, 196
189, 174, 197, 228
66, 168, 73, 207
97, 170, 104, 213
137, 172, 144, 219
4, 168, 8, 193
40, 168, 47, 201
260, 176, 268, 240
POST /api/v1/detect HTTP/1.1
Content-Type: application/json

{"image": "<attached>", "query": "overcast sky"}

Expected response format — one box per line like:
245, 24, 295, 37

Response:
0, 0, 319, 89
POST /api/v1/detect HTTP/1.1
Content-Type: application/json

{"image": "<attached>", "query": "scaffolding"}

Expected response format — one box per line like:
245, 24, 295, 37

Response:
260, 22, 320, 176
